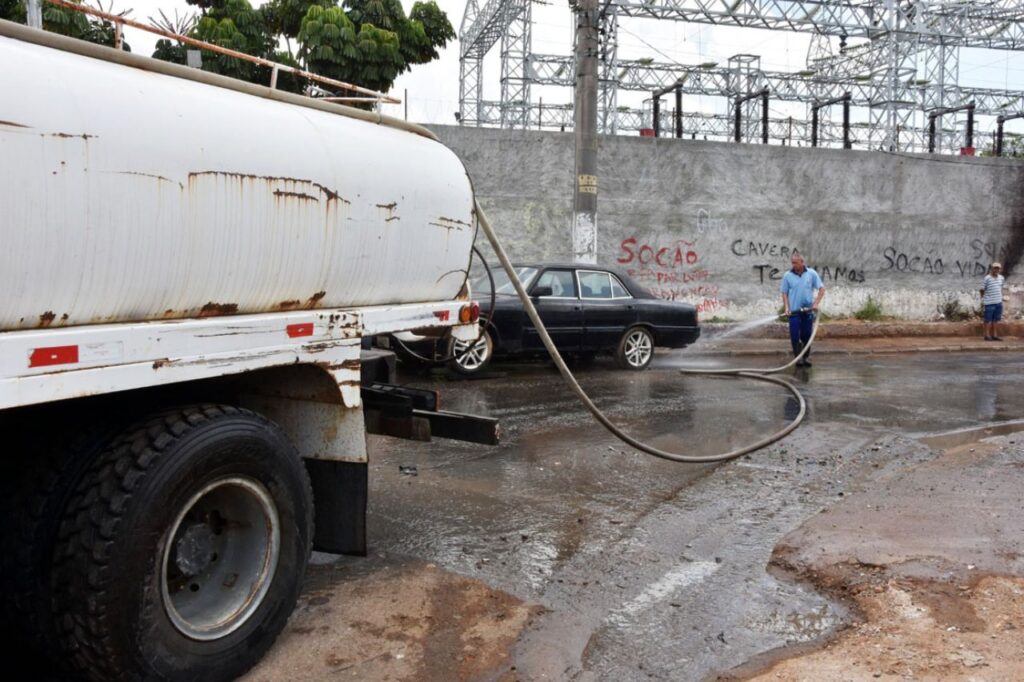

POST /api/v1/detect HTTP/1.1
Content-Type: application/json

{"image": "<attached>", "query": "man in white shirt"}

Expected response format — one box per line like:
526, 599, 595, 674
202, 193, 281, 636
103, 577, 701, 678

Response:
980, 262, 1006, 341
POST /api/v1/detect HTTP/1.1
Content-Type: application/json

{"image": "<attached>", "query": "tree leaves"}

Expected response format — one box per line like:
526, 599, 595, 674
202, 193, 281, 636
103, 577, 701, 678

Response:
1, 0, 127, 49
0, 0, 454, 94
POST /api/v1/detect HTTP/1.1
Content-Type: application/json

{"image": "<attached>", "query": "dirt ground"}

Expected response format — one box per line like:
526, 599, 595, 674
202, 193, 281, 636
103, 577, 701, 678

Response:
242, 558, 537, 682
240, 352, 1023, 682
719, 434, 1024, 682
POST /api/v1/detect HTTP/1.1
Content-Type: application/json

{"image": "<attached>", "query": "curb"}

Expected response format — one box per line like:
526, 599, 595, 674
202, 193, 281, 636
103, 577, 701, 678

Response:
686, 344, 1024, 358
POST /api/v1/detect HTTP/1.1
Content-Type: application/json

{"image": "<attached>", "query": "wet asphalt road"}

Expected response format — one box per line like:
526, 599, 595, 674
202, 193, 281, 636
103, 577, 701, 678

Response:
356, 350, 1024, 681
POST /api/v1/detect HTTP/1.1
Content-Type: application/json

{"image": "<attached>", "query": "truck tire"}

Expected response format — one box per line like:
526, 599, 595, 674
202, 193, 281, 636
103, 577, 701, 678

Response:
615, 326, 655, 370
52, 405, 313, 682
0, 420, 116, 669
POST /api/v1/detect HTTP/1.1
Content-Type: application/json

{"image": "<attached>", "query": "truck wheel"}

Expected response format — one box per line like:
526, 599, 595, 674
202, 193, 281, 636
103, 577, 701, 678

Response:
0, 422, 115, 669
449, 329, 493, 375
615, 326, 655, 370
53, 405, 313, 682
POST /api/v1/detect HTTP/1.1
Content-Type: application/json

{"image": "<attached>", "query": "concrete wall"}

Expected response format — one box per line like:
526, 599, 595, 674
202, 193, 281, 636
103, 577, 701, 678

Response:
432, 125, 1024, 321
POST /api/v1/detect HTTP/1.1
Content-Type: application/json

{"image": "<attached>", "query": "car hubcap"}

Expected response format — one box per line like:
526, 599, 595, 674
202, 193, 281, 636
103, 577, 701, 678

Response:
454, 336, 489, 370
625, 331, 652, 367
162, 477, 280, 641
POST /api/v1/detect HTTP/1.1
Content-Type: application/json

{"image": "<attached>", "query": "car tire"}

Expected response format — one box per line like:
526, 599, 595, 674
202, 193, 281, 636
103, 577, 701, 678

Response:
52, 405, 313, 682
449, 329, 494, 375
615, 326, 655, 370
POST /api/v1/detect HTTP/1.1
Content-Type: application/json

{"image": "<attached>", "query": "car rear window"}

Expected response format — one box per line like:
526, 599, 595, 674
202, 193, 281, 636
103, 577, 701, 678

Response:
610, 275, 630, 298
579, 270, 625, 299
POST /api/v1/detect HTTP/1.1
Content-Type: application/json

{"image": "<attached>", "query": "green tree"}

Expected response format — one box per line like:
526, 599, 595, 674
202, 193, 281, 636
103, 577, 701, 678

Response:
980, 135, 1024, 158
149, 0, 454, 94
297, 0, 453, 93
153, 0, 276, 83
261, 0, 332, 57
298, 4, 402, 93
1, 0, 128, 49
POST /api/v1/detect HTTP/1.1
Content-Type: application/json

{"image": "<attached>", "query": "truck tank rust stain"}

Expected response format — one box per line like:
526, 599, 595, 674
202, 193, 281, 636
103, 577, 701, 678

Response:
376, 202, 400, 222
0, 120, 29, 128
39, 311, 56, 327
188, 171, 350, 205
308, 291, 327, 306
112, 170, 182, 187
278, 300, 302, 310
199, 302, 239, 317
48, 132, 97, 140
273, 190, 319, 202
430, 216, 472, 231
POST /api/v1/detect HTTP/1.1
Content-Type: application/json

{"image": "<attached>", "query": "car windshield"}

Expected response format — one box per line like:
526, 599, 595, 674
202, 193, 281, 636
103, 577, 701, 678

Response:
473, 266, 538, 295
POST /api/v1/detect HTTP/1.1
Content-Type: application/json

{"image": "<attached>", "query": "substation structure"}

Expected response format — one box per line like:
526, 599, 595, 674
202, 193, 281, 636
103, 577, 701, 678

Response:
458, 0, 1024, 154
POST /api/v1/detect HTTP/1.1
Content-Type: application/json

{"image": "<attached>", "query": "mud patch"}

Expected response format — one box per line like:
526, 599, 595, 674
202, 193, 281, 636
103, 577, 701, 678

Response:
717, 433, 1024, 681
730, 575, 1024, 681
241, 558, 536, 681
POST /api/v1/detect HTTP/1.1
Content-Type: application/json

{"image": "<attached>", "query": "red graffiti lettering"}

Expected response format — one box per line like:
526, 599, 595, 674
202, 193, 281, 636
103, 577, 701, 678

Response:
618, 237, 699, 270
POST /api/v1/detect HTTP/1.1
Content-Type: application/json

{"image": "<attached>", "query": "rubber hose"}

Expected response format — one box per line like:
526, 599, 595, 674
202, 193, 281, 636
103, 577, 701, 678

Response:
474, 200, 807, 464
679, 314, 820, 376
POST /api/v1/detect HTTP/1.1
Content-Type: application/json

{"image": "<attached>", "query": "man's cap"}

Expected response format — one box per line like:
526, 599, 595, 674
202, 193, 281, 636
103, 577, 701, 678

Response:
992, 262, 1002, 269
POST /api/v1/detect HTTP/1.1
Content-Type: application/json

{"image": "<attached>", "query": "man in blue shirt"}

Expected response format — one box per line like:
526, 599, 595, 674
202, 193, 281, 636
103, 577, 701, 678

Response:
780, 254, 826, 367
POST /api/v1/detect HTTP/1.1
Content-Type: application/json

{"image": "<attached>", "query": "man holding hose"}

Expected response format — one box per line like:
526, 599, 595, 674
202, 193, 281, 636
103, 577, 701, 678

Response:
781, 254, 826, 367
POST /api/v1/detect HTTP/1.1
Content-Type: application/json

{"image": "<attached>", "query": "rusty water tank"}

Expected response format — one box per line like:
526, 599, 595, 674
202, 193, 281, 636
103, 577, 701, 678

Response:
0, 25, 476, 331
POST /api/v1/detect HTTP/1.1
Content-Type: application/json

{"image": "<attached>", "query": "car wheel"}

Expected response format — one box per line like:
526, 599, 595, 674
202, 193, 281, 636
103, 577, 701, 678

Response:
616, 326, 654, 370
449, 330, 493, 375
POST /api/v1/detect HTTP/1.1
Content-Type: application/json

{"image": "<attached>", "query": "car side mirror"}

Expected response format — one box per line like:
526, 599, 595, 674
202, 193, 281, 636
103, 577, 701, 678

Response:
531, 285, 553, 298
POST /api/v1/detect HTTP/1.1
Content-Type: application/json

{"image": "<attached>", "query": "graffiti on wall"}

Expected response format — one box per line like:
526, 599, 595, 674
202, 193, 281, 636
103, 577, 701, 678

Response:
882, 240, 1011, 278
731, 237, 866, 284
614, 229, 1008, 317
617, 236, 726, 313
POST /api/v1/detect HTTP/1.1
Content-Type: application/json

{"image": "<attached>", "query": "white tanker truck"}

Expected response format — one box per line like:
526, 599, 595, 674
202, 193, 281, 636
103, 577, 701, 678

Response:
0, 19, 496, 681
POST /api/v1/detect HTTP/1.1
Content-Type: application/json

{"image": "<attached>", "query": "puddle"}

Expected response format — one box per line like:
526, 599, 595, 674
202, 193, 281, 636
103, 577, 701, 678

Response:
917, 418, 1024, 449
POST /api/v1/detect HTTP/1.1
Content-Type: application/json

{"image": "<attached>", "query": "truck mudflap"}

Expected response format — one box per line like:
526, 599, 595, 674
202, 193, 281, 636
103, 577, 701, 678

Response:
306, 459, 368, 556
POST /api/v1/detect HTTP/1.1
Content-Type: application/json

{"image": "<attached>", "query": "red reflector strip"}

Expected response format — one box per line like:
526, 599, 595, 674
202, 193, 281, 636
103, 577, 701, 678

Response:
286, 323, 314, 338
29, 345, 79, 368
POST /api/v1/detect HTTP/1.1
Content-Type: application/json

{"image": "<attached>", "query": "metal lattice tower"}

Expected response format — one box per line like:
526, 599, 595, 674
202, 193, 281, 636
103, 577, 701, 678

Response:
458, 0, 1024, 152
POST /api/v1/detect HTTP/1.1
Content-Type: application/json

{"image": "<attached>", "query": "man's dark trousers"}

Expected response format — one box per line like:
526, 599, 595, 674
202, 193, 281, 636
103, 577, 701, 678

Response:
789, 310, 815, 359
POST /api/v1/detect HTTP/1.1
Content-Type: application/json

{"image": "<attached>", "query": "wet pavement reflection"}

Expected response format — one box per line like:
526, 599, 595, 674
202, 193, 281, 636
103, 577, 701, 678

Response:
361, 352, 1023, 680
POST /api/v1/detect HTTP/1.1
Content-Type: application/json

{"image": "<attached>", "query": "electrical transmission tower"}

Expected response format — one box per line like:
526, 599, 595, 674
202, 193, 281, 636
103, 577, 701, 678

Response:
458, 0, 1024, 153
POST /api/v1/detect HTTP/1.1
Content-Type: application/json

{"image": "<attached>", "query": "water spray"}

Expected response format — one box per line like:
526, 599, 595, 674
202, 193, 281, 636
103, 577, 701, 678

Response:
474, 202, 812, 464
682, 308, 820, 376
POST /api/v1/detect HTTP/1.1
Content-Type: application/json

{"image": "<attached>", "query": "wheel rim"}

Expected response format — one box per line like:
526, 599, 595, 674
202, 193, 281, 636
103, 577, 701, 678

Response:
161, 477, 280, 641
453, 335, 489, 370
625, 330, 653, 367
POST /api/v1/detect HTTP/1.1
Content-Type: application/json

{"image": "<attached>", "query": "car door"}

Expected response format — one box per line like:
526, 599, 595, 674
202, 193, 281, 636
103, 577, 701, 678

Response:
577, 270, 637, 350
523, 268, 582, 352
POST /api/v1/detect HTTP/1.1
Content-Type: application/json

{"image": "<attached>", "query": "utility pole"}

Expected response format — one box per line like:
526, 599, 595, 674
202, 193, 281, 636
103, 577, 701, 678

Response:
25, 0, 43, 28
572, 0, 599, 264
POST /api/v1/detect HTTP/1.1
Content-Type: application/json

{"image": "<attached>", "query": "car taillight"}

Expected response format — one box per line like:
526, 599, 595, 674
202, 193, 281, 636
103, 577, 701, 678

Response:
459, 302, 480, 324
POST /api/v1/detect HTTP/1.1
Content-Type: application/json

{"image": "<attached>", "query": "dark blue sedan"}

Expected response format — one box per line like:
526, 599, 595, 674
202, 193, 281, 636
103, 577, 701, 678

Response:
396, 263, 700, 374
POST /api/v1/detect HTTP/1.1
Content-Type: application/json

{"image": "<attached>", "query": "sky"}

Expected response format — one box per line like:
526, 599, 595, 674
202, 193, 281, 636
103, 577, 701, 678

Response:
111, 0, 1024, 138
